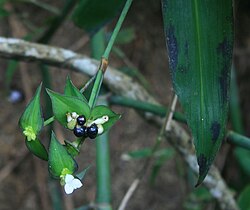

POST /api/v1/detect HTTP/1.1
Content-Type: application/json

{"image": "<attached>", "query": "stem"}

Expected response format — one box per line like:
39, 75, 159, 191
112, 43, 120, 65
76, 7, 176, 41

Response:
103, 0, 133, 60
109, 95, 186, 123
91, 29, 112, 210
88, 0, 133, 108
118, 94, 177, 210
226, 131, 250, 150
44, 116, 55, 126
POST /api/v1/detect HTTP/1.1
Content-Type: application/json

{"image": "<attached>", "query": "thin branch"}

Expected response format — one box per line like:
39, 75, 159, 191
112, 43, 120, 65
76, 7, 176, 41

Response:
118, 93, 177, 210
0, 37, 239, 210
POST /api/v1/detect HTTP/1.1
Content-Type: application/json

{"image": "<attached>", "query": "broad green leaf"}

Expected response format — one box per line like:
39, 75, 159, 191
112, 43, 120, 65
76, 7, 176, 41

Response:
25, 138, 48, 161
19, 83, 43, 134
162, 0, 234, 185
90, 105, 121, 132
47, 89, 90, 127
64, 76, 88, 103
48, 132, 78, 178
238, 185, 250, 210
72, 0, 125, 32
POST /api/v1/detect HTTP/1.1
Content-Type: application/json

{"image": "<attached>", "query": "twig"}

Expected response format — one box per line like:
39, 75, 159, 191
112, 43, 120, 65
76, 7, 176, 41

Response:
0, 37, 239, 210
118, 94, 180, 210
117, 179, 140, 210
165, 94, 178, 131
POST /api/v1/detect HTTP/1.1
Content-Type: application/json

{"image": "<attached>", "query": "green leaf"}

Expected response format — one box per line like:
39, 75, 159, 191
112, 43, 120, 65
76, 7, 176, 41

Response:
19, 83, 43, 134
90, 105, 121, 132
64, 76, 88, 103
114, 27, 136, 45
162, 0, 234, 185
25, 138, 48, 161
238, 185, 250, 210
64, 139, 80, 157
47, 89, 91, 127
76, 165, 91, 180
72, 0, 125, 32
48, 132, 78, 178
150, 148, 175, 184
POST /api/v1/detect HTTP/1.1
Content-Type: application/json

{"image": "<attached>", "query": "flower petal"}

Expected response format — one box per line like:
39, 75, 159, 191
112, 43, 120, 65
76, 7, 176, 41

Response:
64, 183, 74, 194
72, 178, 82, 189
65, 174, 74, 183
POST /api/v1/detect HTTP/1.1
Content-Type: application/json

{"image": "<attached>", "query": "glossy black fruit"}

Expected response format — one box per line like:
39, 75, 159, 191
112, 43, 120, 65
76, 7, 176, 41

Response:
73, 126, 87, 137
77, 115, 86, 126
87, 123, 98, 139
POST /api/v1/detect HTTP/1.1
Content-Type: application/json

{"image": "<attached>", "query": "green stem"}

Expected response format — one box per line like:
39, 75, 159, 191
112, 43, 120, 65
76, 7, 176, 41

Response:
44, 116, 55, 126
91, 30, 112, 210
102, 0, 133, 60
226, 131, 250, 150
88, 0, 133, 108
109, 95, 186, 123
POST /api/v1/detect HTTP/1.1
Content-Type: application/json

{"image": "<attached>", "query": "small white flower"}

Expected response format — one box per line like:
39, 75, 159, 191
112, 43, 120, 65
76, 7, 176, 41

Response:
64, 174, 83, 194
88, 115, 109, 126
71, 112, 79, 119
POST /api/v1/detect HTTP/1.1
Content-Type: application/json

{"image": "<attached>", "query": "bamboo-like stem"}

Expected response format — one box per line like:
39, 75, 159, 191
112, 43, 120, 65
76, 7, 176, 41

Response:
102, 0, 133, 60
109, 95, 186, 123
88, 0, 133, 108
91, 29, 112, 210
226, 131, 250, 150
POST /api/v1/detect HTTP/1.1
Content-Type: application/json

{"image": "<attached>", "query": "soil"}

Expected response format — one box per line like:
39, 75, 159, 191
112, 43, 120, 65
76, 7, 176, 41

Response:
0, 0, 249, 210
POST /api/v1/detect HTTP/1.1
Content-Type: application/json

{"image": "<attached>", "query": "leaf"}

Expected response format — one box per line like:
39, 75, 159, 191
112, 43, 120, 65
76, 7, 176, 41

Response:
48, 132, 78, 178
64, 76, 88, 103
76, 165, 91, 180
47, 89, 91, 127
64, 139, 80, 157
25, 138, 48, 161
19, 83, 43, 134
161, 0, 234, 185
72, 0, 125, 33
238, 185, 250, 210
150, 148, 175, 184
114, 27, 136, 45
90, 105, 121, 132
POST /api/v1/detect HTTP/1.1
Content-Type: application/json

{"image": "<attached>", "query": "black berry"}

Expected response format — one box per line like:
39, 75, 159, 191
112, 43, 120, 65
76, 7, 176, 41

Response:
87, 123, 98, 139
73, 126, 87, 137
77, 115, 86, 126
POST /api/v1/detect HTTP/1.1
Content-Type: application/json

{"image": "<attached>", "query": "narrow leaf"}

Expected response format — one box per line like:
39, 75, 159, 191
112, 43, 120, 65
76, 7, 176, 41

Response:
47, 89, 91, 127
19, 83, 43, 134
64, 76, 88, 103
162, 0, 234, 185
25, 138, 48, 161
48, 132, 78, 178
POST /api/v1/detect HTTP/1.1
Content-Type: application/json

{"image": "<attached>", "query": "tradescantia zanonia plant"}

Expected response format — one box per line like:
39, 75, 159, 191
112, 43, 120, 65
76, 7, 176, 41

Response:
18, 77, 121, 194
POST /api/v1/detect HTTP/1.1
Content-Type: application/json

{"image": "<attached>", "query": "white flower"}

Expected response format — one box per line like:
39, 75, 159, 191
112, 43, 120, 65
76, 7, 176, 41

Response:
64, 174, 82, 194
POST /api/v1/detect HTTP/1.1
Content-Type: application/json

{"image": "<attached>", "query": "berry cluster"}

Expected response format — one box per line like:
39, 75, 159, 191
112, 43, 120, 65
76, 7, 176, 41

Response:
73, 115, 98, 139
66, 112, 109, 139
